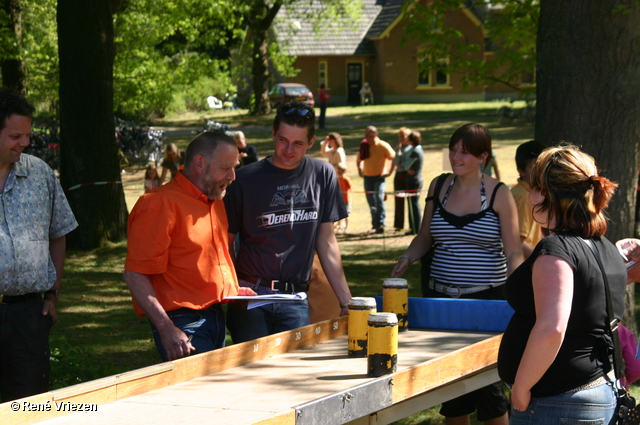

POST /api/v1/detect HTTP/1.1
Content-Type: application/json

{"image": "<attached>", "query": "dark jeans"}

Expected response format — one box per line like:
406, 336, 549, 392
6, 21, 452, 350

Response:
394, 171, 423, 233
318, 103, 327, 128
226, 282, 310, 343
393, 171, 408, 229
0, 296, 52, 402
150, 303, 226, 362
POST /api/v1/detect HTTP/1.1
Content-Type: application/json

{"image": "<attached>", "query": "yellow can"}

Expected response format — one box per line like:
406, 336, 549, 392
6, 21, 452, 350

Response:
382, 278, 409, 331
348, 297, 377, 358
367, 312, 398, 377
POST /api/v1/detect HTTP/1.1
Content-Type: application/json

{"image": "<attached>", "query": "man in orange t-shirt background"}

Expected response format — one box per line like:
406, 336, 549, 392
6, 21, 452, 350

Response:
124, 131, 255, 361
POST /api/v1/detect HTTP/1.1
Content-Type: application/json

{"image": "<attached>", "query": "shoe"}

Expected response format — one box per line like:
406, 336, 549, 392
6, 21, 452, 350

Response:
405, 230, 416, 235
375, 227, 385, 234
394, 228, 403, 232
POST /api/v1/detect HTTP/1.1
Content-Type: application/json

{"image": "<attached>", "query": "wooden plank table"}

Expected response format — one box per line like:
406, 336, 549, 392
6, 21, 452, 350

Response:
0, 316, 502, 425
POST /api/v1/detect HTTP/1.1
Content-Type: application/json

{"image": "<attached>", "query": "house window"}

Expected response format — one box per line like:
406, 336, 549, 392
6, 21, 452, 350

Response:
435, 58, 449, 86
319, 61, 328, 88
417, 54, 450, 87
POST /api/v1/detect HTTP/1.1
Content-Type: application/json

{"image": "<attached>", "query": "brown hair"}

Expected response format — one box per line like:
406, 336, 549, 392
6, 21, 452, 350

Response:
327, 132, 344, 148
530, 143, 618, 238
449, 123, 492, 167
398, 127, 411, 138
144, 163, 160, 181
408, 131, 422, 146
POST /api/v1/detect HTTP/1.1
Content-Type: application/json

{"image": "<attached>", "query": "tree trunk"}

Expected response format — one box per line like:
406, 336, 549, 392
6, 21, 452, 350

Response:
57, 0, 128, 249
248, 1, 282, 115
536, 0, 640, 333
1, 0, 26, 91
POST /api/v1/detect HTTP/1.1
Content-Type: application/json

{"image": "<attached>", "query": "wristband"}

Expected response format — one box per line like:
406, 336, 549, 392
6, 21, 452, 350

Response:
397, 255, 411, 263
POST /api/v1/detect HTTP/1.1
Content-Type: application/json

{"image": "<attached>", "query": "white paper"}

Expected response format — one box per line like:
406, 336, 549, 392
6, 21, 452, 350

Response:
225, 292, 307, 309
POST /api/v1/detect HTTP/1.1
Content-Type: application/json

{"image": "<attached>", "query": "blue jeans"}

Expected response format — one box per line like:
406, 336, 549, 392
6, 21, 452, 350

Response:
226, 283, 310, 343
364, 175, 386, 229
510, 383, 616, 424
150, 303, 225, 362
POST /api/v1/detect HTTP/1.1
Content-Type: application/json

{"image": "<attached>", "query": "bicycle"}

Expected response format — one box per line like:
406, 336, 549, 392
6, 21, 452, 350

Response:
116, 118, 164, 173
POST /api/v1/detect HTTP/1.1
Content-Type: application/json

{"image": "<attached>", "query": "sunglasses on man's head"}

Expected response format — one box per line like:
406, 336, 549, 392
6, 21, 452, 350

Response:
285, 107, 310, 117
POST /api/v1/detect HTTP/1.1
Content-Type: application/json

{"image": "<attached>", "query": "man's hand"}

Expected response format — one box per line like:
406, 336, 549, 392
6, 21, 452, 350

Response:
42, 296, 58, 325
158, 323, 195, 361
238, 287, 257, 296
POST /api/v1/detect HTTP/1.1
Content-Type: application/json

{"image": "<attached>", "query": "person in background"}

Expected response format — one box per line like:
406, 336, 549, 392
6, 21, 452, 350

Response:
319, 132, 346, 171
392, 123, 522, 425
335, 163, 352, 234
224, 100, 352, 343
498, 144, 623, 424
144, 163, 161, 193
483, 152, 501, 181
404, 131, 425, 235
0, 88, 78, 402
317, 84, 330, 129
234, 131, 258, 168
392, 127, 413, 232
124, 131, 255, 362
359, 82, 374, 105
511, 140, 546, 258
159, 143, 185, 184
357, 126, 395, 234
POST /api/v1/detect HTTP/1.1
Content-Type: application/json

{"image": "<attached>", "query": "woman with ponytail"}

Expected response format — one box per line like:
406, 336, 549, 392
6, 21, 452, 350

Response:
498, 143, 626, 424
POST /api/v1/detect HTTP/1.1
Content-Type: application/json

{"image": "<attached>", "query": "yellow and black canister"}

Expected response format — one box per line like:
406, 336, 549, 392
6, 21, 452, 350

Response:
347, 297, 377, 358
367, 312, 398, 377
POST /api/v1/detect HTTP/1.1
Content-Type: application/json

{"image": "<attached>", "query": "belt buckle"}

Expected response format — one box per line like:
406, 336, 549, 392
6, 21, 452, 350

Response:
448, 285, 462, 299
270, 280, 280, 292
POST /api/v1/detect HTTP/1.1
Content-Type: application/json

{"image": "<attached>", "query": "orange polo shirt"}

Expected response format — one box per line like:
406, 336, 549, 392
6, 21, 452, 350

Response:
125, 172, 239, 317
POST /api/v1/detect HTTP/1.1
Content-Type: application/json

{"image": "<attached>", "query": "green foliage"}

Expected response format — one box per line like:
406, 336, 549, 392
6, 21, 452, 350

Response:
113, 0, 241, 119
403, 0, 538, 96
49, 336, 119, 390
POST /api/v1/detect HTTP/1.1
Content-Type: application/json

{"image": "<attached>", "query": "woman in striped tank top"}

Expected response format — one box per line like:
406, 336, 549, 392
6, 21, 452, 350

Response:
392, 123, 523, 425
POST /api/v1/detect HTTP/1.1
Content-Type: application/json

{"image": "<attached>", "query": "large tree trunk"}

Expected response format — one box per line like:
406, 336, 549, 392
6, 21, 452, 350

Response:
248, 1, 281, 115
1, 0, 26, 91
57, 0, 128, 249
536, 0, 640, 332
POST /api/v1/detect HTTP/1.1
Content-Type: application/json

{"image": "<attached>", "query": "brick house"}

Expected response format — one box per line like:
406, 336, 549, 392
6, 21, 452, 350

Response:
274, 0, 519, 105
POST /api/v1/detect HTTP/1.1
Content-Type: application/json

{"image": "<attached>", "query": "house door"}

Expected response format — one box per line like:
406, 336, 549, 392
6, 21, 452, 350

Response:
347, 63, 362, 105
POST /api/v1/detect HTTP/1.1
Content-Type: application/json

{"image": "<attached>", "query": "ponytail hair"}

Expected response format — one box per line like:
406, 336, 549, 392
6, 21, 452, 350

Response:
530, 143, 617, 237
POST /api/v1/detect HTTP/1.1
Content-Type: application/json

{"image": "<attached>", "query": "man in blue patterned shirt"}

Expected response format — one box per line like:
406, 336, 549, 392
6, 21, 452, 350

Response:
0, 88, 78, 402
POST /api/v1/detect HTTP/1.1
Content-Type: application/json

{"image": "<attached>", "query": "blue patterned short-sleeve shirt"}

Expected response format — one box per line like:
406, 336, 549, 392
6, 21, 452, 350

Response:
0, 154, 78, 295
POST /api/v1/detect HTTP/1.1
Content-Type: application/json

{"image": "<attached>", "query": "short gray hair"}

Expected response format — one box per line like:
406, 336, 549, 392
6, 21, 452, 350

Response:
184, 131, 236, 169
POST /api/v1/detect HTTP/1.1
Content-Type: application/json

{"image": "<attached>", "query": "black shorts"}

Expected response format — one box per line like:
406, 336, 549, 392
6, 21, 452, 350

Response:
439, 381, 509, 420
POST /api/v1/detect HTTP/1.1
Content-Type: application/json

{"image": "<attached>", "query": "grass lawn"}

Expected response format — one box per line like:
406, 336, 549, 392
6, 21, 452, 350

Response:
52, 101, 638, 424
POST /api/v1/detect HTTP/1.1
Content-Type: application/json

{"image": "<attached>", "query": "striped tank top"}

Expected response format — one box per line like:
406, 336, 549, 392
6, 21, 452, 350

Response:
430, 175, 507, 286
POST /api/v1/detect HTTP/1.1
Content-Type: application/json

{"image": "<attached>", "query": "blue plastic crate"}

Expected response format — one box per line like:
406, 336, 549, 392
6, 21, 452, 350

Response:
374, 296, 514, 332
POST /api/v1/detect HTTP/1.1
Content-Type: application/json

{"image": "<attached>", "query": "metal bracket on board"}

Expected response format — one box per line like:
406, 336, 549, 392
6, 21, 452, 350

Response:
294, 376, 393, 425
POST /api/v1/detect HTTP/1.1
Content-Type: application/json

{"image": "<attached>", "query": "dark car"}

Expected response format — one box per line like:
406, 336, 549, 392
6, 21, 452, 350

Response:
269, 83, 315, 109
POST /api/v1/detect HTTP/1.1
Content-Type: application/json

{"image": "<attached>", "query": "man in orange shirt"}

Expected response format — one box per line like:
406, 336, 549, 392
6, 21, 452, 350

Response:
124, 132, 254, 361
357, 126, 395, 233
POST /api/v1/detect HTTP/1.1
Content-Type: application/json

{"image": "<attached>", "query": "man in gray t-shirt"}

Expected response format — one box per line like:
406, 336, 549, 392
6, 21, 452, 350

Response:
224, 100, 352, 343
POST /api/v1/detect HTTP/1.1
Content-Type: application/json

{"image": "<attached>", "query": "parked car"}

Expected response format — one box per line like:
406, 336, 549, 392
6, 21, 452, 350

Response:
269, 83, 315, 109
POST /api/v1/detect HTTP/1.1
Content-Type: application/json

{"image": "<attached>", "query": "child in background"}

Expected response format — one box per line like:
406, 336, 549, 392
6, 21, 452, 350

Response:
144, 163, 161, 193
336, 164, 351, 234
512, 140, 546, 258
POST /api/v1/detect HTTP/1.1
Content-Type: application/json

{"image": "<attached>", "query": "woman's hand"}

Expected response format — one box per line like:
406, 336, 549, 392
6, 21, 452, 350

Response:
511, 384, 531, 412
392, 256, 410, 277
